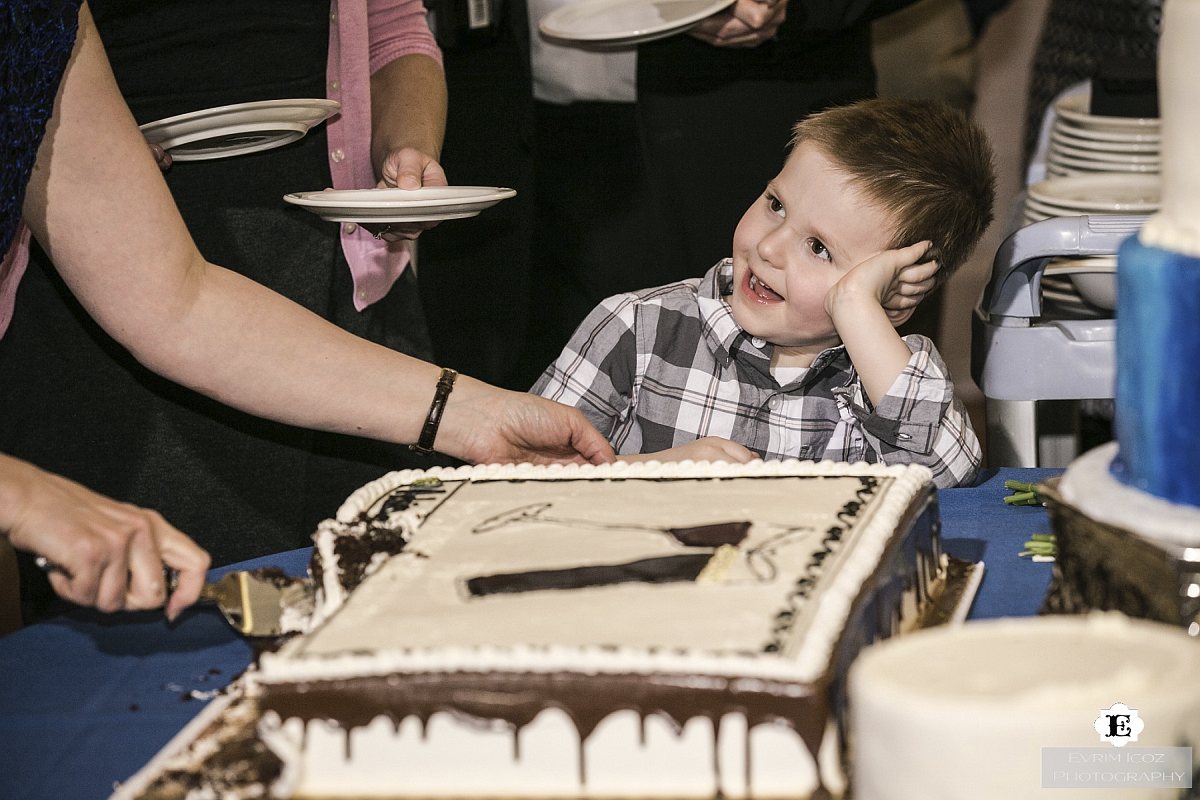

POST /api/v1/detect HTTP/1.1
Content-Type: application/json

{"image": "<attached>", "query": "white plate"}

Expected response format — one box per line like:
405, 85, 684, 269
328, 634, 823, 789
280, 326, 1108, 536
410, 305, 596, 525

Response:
1046, 257, 1117, 310
1046, 152, 1159, 174
1054, 93, 1159, 134
140, 99, 340, 161
1046, 255, 1117, 274
1027, 173, 1161, 213
1023, 199, 1072, 220
1050, 127, 1160, 154
1048, 140, 1160, 165
539, 0, 736, 45
1022, 197, 1143, 220
1053, 118, 1160, 145
283, 186, 517, 223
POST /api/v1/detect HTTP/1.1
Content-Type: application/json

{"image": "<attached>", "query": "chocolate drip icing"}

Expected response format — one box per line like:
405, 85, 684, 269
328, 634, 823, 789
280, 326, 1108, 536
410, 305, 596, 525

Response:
261, 670, 830, 793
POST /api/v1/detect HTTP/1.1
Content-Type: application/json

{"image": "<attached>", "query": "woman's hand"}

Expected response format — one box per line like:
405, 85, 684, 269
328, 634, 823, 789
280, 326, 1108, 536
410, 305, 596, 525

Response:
619, 437, 757, 464
437, 377, 616, 466
689, 0, 786, 48
0, 454, 210, 621
363, 146, 449, 242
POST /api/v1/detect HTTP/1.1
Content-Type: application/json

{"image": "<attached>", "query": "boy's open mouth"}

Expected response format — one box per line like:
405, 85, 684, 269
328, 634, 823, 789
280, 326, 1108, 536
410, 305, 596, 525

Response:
747, 272, 785, 303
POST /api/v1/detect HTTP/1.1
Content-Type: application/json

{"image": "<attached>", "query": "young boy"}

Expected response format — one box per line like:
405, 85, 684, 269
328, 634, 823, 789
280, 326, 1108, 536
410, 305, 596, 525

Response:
532, 99, 994, 488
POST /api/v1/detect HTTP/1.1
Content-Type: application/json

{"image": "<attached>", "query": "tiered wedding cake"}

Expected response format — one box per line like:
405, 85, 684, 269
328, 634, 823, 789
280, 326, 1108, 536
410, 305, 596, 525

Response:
1043, 0, 1200, 628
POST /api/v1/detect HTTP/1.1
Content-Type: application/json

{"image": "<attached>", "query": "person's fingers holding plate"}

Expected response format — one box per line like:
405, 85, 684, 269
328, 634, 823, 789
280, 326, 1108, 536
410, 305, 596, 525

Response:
689, 2, 782, 46
729, 0, 785, 31
361, 220, 440, 242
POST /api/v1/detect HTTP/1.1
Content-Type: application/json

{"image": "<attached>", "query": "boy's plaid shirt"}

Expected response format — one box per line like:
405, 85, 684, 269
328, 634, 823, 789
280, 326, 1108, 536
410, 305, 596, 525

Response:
533, 260, 981, 488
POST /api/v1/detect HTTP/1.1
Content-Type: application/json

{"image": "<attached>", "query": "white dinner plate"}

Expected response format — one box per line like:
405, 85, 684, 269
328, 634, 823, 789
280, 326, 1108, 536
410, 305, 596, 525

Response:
1022, 197, 1130, 220
539, 0, 736, 45
1050, 127, 1160, 154
1046, 152, 1159, 174
1046, 257, 1117, 310
1048, 140, 1161, 165
1054, 93, 1159, 135
1023, 199, 1073, 220
1027, 173, 1161, 213
283, 186, 518, 223
140, 99, 340, 161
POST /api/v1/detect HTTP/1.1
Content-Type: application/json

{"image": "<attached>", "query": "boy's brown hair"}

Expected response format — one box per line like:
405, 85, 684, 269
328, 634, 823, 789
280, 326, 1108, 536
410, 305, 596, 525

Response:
791, 98, 996, 284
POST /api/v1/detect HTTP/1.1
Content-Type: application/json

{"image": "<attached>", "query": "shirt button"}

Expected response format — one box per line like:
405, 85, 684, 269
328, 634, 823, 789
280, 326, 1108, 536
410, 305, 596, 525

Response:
330, 10, 338, 21
329, 80, 340, 92
768, 396, 781, 410
357, 289, 367, 301
330, 148, 345, 163
751, 336, 766, 348
342, 222, 357, 234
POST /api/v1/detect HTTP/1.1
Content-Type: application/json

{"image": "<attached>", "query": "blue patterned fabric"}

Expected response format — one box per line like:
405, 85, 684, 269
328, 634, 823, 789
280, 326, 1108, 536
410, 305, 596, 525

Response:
1, 0, 81, 256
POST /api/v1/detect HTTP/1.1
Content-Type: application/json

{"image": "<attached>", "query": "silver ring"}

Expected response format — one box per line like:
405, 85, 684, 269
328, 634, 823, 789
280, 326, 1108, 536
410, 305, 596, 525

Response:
373, 224, 393, 240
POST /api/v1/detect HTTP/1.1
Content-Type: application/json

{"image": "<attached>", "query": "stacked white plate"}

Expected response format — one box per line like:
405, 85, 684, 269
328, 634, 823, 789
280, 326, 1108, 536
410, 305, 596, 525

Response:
1021, 173, 1160, 313
1045, 94, 1160, 177
140, 99, 340, 162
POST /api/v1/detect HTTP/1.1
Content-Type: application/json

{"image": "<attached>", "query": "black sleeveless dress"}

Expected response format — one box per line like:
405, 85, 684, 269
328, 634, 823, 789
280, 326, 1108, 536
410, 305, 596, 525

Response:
1, 0, 80, 255
1, 0, 452, 619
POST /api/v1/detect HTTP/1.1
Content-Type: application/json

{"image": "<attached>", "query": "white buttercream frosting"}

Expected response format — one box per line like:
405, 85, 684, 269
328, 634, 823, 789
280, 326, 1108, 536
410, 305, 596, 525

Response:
1060, 443, 1200, 547
850, 613, 1200, 800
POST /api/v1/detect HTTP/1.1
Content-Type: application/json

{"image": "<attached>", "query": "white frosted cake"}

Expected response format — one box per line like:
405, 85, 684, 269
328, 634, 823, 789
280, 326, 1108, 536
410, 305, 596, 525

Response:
251, 459, 948, 799
849, 614, 1200, 800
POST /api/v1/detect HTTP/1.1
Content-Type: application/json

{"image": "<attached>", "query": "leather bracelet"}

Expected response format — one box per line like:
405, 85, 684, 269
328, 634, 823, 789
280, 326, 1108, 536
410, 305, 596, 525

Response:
409, 367, 457, 454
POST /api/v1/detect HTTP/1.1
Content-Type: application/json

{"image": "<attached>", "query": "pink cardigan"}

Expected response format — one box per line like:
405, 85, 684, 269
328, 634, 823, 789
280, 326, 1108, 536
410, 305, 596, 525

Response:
328, 0, 443, 311
0, 0, 443, 338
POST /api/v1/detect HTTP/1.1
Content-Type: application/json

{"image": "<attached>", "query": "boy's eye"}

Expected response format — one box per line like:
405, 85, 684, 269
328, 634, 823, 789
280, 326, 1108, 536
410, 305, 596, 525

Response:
806, 238, 831, 262
766, 193, 785, 217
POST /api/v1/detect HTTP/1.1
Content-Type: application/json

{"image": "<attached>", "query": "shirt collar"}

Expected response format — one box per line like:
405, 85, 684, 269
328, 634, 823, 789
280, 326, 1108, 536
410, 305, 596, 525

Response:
696, 259, 850, 379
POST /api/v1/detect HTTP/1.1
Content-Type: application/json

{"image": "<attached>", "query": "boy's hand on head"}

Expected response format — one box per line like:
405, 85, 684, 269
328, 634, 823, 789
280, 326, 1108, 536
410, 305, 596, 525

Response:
618, 437, 756, 464
824, 241, 939, 324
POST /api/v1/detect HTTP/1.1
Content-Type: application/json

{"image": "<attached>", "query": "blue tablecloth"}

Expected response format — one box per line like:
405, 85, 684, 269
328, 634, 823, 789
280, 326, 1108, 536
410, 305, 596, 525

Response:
0, 467, 1061, 800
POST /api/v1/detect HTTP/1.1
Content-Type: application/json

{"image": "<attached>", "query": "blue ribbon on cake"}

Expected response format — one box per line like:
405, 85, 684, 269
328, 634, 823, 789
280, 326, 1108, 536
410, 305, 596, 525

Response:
1111, 235, 1200, 507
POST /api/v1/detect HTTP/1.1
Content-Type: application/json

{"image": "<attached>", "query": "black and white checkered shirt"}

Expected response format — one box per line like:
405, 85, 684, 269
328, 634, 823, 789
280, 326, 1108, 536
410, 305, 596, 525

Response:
533, 260, 981, 488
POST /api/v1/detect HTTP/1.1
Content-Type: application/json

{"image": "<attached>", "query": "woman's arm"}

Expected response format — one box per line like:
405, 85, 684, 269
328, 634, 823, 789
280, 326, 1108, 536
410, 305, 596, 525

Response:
368, 0, 448, 187
22, 4, 611, 467
370, 54, 447, 186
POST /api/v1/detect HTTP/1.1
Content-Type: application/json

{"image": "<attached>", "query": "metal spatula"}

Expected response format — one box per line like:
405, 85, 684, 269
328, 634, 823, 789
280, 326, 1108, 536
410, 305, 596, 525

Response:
35, 558, 312, 637
194, 569, 313, 637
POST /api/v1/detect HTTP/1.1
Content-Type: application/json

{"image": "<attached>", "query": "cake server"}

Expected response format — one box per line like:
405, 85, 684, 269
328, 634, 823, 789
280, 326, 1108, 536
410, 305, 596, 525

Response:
35, 557, 312, 638
185, 569, 313, 638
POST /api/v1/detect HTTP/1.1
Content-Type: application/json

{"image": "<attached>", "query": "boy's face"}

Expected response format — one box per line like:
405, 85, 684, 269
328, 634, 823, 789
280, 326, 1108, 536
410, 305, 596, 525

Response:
728, 141, 899, 357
